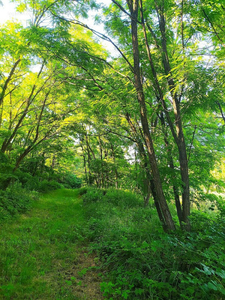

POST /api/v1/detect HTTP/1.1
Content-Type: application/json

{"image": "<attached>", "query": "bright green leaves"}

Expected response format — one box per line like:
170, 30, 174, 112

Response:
0, 22, 28, 57
15, 2, 26, 12
0, 20, 83, 174
0, 0, 223, 218
12, 0, 100, 26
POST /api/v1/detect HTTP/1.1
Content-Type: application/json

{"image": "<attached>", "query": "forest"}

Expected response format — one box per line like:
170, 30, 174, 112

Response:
0, 0, 225, 299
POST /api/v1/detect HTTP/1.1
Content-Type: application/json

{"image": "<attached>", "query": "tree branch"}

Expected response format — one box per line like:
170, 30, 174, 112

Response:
50, 12, 134, 73
0, 58, 21, 106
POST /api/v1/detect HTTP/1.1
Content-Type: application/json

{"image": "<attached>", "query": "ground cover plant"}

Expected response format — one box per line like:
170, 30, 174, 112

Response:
0, 183, 38, 222
0, 189, 103, 300
0, 186, 225, 300
0, 167, 81, 222
81, 187, 225, 300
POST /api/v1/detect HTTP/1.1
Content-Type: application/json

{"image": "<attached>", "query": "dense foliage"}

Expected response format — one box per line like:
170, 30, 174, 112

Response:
81, 187, 225, 299
0, 0, 224, 298
1, 0, 224, 230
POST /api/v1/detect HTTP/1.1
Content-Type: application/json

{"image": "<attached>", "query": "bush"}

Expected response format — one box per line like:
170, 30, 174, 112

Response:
82, 187, 142, 207
15, 170, 40, 191
0, 183, 38, 222
60, 173, 82, 189
82, 187, 105, 204
81, 188, 225, 299
78, 187, 88, 196
37, 180, 63, 193
104, 188, 142, 208
0, 161, 17, 190
24, 176, 41, 191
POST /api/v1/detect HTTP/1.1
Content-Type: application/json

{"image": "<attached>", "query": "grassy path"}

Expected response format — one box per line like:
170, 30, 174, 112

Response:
0, 189, 103, 300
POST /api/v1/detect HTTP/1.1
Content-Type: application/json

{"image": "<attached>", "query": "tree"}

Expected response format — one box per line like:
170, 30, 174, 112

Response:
1, 0, 223, 231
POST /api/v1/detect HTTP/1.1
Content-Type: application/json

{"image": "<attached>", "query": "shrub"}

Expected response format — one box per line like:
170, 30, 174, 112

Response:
0, 161, 17, 190
82, 187, 143, 207
24, 176, 41, 191
103, 188, 143, 208
82, 187, 105, 204
0, 183, 38, 222
78, 187, 88, 196
60, 173, 82, 189
82, 188, 225, 299
38, 180, 63, 193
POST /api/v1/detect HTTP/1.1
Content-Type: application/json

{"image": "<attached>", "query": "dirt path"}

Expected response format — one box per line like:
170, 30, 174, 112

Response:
0, 189, 104, 300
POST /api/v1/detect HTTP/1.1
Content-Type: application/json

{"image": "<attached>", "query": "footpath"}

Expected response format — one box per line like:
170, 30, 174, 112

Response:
0, 189, 104, 300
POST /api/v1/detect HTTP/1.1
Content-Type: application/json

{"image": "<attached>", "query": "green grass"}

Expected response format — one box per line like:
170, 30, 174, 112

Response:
0, 189, 88, 299
2, 187, 225, 300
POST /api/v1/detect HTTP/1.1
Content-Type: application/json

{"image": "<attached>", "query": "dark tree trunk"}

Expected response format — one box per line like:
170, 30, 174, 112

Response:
139, 0, 190, 230
158, 10, 190, 230
159, 113, 183, 227
110, 142, 119, 189
126, 0, 175, 231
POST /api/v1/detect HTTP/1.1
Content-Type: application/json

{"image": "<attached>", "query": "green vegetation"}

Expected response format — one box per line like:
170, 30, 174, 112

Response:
0, 0, 225, 299
0, 189, 103, 299
0, 183, 37, 222
81, 187, 225, 300
1, 0, 224, 231
0, 187, 225, 299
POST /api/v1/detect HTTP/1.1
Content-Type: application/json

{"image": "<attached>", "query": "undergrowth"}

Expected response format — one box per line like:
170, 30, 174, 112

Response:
80, 187, 225, 300
1, 186, 224, 299
0, 189, 93, 299
0, 183, 38, 222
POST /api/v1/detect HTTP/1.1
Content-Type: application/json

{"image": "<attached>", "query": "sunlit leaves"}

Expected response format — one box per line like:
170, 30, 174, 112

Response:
0, 0, 224, 202
12, 0, 100, 27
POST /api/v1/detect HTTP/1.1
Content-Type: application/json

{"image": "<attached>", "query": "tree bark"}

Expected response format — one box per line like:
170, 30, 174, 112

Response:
126, 0, 175, 231
126, 112, 167, 228
157, 9, 190, 230
159, 113, 183, 227
0, 58, 21, 107
139, 0, 190, 230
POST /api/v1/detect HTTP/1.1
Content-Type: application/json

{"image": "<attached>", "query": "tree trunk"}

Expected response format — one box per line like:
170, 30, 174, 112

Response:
126, 112, 166, 225
110, 142, 119, 189
159, 113, 183, 227
140, 0, 190, 230
158, 10, 190, 230
0, 58, 21, 107
127, 0, 175, 231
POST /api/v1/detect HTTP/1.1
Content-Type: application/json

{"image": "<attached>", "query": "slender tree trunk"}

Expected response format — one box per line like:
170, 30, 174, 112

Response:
159, 113, 183, 227
126, 0, 175, 231
110, 142, 119, 189
139, 0, 190, 230
0, 58, 21, 107
81, 142, 88, 185
85, 134, 93, 185
158, 10, 190, 230
98, 135, 104, 188
1, 66, 46, 154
